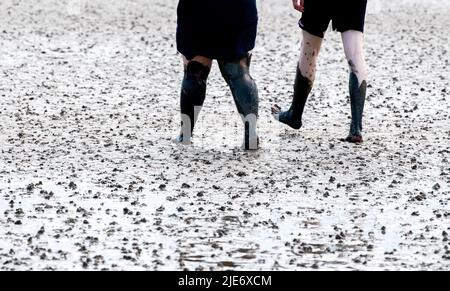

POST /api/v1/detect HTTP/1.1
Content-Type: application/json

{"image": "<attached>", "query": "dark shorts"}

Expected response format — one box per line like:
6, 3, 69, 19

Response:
299, 0, 367, 38
176, 0, 258, 61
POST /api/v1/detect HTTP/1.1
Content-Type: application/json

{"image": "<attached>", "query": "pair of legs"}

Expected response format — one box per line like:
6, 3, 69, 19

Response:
176, 54, 259, 150
272, 29, 368, 143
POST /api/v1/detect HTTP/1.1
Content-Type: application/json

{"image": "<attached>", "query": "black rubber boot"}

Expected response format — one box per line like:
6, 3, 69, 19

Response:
176, 61, 210, 144
219, 55, 259, 150
272, 65, 313, 130
345, 72, 367, 143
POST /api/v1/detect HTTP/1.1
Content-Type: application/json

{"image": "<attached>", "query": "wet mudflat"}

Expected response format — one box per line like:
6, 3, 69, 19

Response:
0, 0, 449, 270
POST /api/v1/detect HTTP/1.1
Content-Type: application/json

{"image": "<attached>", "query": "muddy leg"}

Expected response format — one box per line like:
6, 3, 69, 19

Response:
342, 31, 368, 143
175, 56, 212, 144
219, 55, 259, 150
272, 30, 322, 129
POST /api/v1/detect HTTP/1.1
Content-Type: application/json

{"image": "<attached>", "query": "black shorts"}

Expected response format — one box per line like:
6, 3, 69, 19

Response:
176, 0, 258, 61
299, 0, 367, 38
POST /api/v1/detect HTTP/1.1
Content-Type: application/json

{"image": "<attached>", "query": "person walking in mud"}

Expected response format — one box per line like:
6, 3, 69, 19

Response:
272, 0, 368, 143
174, 0, 259, 150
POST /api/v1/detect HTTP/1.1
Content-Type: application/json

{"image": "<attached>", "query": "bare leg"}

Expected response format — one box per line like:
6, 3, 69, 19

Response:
175, 56, 213, 145
181, 56, 213, 69
219, 55, 259, 150
272, 30, 322, 129
341, 30, 368, 143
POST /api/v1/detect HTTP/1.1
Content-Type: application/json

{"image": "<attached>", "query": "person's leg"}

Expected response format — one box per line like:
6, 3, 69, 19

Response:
341, 30, 367, 143
272, 30, 323, 129
175, 56, 213, 144
218, 54, 259, 150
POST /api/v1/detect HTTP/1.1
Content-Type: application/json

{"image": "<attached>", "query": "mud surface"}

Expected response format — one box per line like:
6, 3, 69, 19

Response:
0, 0, 449, 270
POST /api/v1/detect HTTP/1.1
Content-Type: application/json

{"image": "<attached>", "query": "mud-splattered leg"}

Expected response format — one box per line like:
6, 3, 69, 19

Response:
342, 30, 368, 143
174, 56, 212, 145
219, 55, 259, 151
272, 30, 322, 129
